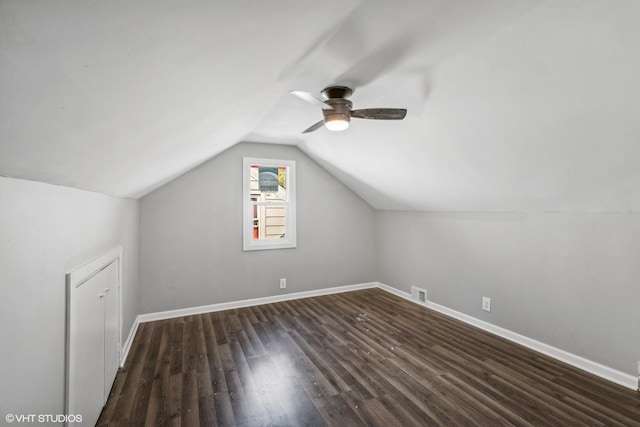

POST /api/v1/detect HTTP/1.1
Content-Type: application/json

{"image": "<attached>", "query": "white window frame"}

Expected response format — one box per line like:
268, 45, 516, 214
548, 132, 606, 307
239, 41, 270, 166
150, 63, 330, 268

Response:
243, 157, 296, 251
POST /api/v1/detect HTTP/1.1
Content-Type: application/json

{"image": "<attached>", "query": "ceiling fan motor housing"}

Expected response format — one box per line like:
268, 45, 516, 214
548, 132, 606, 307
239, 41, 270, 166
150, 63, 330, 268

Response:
321, 86, 353, 100
323, 98, 352, 127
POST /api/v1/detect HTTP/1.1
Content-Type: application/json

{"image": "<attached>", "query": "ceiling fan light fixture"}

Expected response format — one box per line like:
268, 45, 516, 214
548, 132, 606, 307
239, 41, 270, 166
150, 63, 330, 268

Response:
324, 113, 350, 131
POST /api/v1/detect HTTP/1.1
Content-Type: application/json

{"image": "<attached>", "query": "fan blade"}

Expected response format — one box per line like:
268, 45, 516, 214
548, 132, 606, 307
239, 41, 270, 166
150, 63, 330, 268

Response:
337, 33, 416, 89
302, 120, 325, 134
289, 90, 333, 109
350, 108, 407, 120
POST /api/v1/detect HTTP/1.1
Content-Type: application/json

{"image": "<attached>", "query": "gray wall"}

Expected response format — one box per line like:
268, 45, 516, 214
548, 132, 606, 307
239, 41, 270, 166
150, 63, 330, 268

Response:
0, 177, 139, 416
139, 142, 377, 313
376, 210, 640, 376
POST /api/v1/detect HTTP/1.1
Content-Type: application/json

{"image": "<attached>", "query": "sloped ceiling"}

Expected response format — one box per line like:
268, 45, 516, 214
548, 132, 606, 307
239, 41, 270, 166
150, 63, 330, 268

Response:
2, 0, 639, 212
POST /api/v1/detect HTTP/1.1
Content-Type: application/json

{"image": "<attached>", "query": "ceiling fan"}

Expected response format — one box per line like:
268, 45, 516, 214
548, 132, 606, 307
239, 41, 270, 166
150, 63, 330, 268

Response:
290, 86, 407, 133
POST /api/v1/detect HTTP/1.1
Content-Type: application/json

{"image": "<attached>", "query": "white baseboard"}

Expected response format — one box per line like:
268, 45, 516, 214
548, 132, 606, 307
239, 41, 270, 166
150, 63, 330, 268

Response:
137, 282, 378, 323
121, 281, 638, 391
377, 282, 638, 391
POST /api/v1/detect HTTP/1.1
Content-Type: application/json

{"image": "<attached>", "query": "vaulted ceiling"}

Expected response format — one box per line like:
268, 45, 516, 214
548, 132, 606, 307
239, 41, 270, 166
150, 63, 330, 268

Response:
2, 0, 639, 212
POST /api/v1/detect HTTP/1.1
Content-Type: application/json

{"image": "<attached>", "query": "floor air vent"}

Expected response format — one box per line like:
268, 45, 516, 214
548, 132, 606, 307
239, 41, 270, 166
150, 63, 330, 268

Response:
411, 286, 427, 303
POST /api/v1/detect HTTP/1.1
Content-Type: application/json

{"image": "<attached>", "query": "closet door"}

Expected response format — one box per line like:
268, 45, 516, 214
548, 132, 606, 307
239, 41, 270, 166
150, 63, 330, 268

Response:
66, 247, 122, 427
103, 260, 120, 400
70, 265, 111, 424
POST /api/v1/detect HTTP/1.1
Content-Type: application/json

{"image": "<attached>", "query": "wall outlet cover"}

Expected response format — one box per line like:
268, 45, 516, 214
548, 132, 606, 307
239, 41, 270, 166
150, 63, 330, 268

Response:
482, 297, 491, 312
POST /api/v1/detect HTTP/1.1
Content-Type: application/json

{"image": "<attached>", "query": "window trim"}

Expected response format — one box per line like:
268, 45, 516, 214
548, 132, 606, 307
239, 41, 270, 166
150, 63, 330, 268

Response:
242, 157, 296, 251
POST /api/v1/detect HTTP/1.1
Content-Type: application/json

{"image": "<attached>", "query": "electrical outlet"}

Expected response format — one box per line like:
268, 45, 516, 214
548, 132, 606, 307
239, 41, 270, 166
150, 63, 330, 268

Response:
279, 278, 287, 289
482, 297, 491, 312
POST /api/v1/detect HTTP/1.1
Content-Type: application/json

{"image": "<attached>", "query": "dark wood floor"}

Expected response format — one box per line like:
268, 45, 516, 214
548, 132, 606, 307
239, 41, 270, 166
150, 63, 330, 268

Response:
98, 288, 640, 426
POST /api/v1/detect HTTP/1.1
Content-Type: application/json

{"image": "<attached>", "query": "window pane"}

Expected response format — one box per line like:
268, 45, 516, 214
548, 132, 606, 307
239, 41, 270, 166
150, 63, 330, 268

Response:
252, 204, 287, 240
250, 165, 287, 201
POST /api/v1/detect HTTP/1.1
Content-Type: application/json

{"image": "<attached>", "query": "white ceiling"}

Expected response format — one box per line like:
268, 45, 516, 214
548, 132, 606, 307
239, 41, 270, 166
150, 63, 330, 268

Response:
2, 0, 639, 212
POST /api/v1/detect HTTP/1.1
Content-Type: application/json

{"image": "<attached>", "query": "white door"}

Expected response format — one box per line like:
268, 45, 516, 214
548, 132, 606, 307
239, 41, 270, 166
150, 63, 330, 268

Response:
71, 265, 110, 424
103, 260, 120, 399
67, 256, 120, 427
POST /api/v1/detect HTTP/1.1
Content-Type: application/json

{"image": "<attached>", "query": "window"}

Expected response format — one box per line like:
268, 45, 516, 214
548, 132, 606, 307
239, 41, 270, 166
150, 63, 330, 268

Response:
243, 157, 296, 251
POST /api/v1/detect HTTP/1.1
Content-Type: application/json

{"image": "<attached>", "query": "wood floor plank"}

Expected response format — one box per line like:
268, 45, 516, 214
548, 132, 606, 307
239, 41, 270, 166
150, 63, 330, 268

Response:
381, 359, 478, 426
316, 393, 367, 426
164, 372, 182, 425
287, 328, 352, 394
192, 315, 216, 426
483, 358, 609, 426
244, 355, 291, 425
181, 369, 201, 426
211, 391, 235, 426
168, 318, 184, 376
98, 289, 640, 426
107, 321, 156, 422
238, 312, 268, 357
128, 322, 163, 425
201, 313, 227, 395
144, 378, 165, 427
